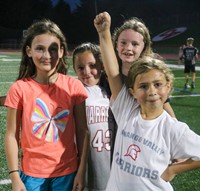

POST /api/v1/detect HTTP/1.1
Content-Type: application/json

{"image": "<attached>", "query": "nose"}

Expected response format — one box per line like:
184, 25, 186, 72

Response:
148, 85, 157, 96
42, 50, 51, 58
125, 42, 132, 50
83, 66, 90, 75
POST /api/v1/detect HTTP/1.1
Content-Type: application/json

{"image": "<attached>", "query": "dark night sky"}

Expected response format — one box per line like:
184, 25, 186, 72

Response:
51, 0, 81, 12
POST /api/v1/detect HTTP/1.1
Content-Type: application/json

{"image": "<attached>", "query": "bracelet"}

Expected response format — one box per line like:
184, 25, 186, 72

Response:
9, 170, 19, 174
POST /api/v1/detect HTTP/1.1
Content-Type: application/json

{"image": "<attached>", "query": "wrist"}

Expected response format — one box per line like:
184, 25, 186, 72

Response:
9, 170, 19, 174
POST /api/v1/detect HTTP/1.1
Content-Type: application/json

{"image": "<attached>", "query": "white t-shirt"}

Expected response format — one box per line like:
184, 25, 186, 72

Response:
106, 85, 200, 191
84, 85, 110, 191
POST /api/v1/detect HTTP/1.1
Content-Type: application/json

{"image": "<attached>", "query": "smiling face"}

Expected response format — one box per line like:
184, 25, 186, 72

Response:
130, 69, 172, 116
116, 29, 145, 76
74, 50, 102, 86
26, 33, 63, 76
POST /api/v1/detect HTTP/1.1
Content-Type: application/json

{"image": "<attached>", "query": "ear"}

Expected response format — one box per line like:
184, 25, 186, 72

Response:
128, 87, 138, 99
59, 47, 64, 58
128, 88, 134, 95
166, 82, 173, 95
116, 41, 119, 52
26, 46, 32, 57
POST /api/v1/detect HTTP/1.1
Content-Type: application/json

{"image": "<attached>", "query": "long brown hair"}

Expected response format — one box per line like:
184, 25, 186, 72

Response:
17, 19, 68, 80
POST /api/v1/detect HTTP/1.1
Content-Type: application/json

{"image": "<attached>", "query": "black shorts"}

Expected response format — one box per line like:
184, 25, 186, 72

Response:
184, 63, 195, 73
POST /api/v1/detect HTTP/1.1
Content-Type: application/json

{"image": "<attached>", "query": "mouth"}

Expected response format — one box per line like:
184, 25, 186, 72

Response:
123, 52, 133, 57
42, 60, 51, 65
84, 76, 93, 80
148, 98, 160, 103
43, 62, 51, 65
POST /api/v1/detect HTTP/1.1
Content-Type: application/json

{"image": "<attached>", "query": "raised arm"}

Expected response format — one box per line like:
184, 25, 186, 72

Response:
94, 12, 123, 100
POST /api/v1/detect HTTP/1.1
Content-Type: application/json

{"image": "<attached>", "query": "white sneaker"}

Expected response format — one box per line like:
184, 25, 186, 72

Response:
184, 84, 190, 89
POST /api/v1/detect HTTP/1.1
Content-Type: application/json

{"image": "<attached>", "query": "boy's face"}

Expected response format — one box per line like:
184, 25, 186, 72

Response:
129, 69, 172, 113
74, 51, 101, 86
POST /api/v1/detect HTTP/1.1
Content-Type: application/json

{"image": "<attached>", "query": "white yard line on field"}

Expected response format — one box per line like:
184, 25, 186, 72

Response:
167, 64, 200, 71
0, 179, 11, 185
171, 94, 200, 98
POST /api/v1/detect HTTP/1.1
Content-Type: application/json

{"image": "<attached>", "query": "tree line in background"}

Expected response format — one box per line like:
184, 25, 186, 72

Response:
0, 0, 199, 49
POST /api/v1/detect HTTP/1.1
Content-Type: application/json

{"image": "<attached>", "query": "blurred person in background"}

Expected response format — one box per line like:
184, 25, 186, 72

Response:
182, 37, 198, 89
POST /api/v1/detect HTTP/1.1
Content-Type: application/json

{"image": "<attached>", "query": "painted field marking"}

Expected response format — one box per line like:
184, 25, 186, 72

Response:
171, 94, 200, 98
0, 179, 11, 185
0, 58, 20, 62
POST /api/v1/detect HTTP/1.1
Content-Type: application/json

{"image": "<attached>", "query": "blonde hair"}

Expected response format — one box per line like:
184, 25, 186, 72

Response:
128, 56, 174, 88
112, 17, 153, 58
186, 37, 194, 45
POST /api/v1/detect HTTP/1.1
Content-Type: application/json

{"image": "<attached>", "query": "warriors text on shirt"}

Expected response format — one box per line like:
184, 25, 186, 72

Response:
115, 152, 159, 180
86, 106, 109, 125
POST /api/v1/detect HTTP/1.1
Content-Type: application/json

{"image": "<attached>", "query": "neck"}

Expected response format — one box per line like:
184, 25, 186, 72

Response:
122, 62, 132, 76
32, 73, 58, 85
140, 107, 163, 120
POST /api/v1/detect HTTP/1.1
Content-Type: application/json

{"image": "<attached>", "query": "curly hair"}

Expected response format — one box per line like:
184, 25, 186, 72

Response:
128, 56, 174, 89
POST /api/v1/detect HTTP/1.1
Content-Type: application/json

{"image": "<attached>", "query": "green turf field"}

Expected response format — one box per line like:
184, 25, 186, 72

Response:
0, 53, 200, 190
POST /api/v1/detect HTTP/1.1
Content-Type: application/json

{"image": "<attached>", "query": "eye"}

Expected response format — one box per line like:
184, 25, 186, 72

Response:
154, 82, 164, 88
35, 46, 45, 53
132, 42, 139, 47
49, 43, 59, 53
120, 41, 127, 46
89, 63, 97, 69
77, 66, 84, 71
139, 84, 148, 90
49, 46, 58, 53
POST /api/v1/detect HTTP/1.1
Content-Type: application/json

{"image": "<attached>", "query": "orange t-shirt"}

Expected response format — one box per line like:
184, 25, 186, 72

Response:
5, 74, 88, 178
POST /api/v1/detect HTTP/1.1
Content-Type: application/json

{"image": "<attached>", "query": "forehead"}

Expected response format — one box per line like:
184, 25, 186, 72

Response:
118, 29, 144, 42
74, 51, 96, 64
136, 69, 166, 83
32, 33, 60, 46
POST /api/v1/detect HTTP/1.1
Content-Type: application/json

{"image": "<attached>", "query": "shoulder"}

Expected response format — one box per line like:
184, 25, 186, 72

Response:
61, 74, 87, 96
163, 111, 189, 133
86, 85, 109, 99
58, 74, 82, 85
162, 110, 184, 125
111, 85, 138, 115
9, 78, 31, 90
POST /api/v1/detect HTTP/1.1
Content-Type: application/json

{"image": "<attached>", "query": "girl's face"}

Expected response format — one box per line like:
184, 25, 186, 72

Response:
130, 69, 171, 116
26, 33, 63, 76
74, 51, 101, 87
116, 29, 145, 75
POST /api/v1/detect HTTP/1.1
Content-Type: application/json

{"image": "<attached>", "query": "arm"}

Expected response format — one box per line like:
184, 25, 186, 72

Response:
72, 101, 90, 191
163, 102, 176, 118
4, 107, 26, 191
161, 158, 200, 182
195, 48, 198, 60
0, 95, 6, 106
94, 12, 123, 100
